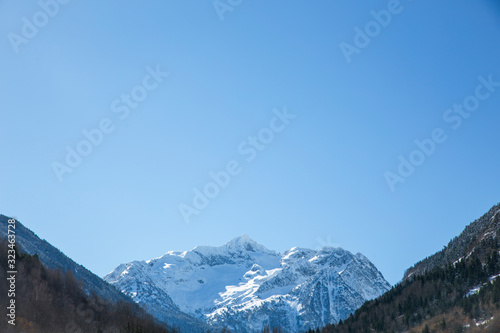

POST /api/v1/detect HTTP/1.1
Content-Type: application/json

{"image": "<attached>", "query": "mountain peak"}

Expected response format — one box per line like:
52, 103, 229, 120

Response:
216, 234, 276, 256
188, 235, 278, 262
225, 234, 256, 250
228, 233, 252, 244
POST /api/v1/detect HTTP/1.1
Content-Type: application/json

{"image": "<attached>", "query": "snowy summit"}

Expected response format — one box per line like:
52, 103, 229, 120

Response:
105, 235, 390, 332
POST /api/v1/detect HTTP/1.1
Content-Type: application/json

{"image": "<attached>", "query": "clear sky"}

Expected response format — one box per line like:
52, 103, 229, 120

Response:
1, 0, 500, 285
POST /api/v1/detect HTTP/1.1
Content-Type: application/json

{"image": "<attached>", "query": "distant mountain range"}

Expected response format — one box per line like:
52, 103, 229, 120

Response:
105, 234, 391, 332
4, 201, 498, 332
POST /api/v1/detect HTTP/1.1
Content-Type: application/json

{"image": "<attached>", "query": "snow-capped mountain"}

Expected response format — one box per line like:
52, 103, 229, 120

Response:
105, 235, 391, 332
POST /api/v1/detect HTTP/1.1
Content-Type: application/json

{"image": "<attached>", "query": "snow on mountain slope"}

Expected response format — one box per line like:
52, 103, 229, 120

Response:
105, 235, 391, 332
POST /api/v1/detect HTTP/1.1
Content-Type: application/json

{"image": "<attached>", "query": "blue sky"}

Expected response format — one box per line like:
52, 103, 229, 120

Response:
1, 0, 500, 285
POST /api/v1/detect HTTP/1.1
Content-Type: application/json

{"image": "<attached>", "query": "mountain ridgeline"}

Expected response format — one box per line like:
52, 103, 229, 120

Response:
0, 214, 129, 304
404, 202, 500, 281
105, 235, 391, 332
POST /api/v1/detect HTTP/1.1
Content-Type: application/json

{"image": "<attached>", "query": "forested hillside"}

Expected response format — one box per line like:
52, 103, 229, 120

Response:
0, 238, 174, 333
316, 203, 500, 333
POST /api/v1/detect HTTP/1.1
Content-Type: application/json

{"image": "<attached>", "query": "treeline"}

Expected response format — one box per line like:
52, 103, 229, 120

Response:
0, 238, 174, 333
318, 237, 500, 333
